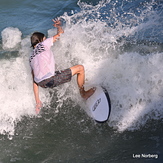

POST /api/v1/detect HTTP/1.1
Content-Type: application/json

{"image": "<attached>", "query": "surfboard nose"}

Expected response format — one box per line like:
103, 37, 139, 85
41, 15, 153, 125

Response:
86, 86, 111, 122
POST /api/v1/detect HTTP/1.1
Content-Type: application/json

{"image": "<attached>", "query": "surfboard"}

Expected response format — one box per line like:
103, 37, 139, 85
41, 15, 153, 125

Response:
85, 86, 111, 122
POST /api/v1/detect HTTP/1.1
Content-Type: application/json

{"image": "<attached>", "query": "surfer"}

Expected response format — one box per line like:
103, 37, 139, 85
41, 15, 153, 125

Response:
30, 19, 95, 114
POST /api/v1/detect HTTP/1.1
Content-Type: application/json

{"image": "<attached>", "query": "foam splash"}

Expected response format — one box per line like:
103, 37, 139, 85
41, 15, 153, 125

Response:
0, 28, 51, 136
52, 0, 163, 131
1, 27, 22, 50
0, 0, 163, 136
54, 28, 163, 131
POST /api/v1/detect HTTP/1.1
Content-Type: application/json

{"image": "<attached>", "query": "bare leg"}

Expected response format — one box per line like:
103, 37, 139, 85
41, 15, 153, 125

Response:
70, 65, 95, 100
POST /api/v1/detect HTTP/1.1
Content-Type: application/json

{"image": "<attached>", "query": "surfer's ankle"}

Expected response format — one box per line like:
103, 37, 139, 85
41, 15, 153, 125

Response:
79, 87, 85, 98
80, 87, 96, 100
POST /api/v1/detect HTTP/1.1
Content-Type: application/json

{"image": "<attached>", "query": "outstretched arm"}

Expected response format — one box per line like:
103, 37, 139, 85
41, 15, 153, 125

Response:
32, 71, 42, 114
52, 19, 64, 42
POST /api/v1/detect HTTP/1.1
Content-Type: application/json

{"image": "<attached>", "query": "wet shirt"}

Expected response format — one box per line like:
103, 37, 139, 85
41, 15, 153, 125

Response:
29, 37, 55, 83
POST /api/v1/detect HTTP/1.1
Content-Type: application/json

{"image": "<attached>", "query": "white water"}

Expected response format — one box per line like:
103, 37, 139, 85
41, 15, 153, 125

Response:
0, 0, 163, 136
0, 28, 51, 136
51, 23, 163, 132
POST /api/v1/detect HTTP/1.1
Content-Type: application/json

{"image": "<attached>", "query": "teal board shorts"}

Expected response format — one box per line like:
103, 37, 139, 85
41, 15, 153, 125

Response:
38, 68, 72, 88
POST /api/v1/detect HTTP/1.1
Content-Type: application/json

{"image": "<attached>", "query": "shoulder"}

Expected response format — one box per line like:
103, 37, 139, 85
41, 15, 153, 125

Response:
42, 37, 53, 47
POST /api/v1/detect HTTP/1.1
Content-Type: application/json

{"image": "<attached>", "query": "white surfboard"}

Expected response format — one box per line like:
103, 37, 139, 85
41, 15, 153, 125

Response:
85, 86, 111, 122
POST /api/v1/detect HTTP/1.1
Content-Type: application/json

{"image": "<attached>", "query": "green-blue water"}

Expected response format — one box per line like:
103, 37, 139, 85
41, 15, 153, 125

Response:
0, 0, 163, 162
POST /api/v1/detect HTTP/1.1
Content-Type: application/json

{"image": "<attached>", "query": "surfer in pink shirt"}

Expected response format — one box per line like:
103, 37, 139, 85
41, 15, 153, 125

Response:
30, 19, 95, 114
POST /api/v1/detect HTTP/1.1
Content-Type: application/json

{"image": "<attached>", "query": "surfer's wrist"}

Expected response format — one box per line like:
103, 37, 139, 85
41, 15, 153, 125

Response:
36, 101, 42, 106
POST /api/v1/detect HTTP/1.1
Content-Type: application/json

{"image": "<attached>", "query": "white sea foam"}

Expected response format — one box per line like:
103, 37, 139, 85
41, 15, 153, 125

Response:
0, 28, 51, 136
1, 27, 22, 50
53, 0, 163, 131
53, 24, 163, 131
0, 0, 162, 136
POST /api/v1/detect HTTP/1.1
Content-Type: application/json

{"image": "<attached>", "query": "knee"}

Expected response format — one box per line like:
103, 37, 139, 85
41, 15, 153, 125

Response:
70, 64, 85, 76
78, 65, 84, 71
78, 65, 85, 73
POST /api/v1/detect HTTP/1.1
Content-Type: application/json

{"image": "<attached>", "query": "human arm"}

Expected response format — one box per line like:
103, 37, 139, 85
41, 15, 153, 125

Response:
52, 19, 64, 42
31, 71, 42, 114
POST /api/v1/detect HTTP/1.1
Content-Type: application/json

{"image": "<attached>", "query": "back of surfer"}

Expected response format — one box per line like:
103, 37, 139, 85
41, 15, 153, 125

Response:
30, 19, 95, 114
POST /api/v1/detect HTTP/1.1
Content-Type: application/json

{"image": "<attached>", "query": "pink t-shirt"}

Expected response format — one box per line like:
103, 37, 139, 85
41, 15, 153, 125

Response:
29, 37, 55, 83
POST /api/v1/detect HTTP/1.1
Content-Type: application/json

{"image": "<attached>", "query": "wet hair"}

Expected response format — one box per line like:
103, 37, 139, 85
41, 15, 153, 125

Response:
31, 32, 45, 49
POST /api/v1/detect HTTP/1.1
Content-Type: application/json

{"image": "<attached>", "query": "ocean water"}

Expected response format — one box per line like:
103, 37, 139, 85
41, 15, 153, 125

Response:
0, 0, 163, 162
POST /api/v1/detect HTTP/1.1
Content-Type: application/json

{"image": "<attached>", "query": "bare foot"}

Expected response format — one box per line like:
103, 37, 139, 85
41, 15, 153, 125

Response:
80, 87, 96, 100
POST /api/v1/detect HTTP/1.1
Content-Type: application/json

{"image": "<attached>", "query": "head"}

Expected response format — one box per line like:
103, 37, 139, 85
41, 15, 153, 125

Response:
31, 32, 45, 49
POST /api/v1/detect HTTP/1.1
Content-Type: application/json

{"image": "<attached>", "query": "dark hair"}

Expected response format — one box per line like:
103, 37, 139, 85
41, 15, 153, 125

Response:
31, 32, 45, 49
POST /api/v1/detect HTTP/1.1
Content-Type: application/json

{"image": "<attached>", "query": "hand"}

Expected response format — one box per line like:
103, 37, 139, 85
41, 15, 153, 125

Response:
35, 101, 42, 114
52, 19, 62, 27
